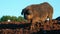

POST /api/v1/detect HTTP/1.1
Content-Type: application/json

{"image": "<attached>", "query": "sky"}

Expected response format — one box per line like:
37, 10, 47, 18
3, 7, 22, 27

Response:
0, 0, 60, 19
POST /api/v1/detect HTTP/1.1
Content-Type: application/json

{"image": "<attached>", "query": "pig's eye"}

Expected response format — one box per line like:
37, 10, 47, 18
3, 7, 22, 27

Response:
25, 9, 32, 15
26, 11, 31, 15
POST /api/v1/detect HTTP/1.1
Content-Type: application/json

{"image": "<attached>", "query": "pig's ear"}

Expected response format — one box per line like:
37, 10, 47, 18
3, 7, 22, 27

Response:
21, 8, 29, 15
21, 8, 26, 15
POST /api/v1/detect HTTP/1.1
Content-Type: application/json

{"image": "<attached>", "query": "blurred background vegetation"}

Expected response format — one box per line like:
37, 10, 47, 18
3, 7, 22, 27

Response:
0, 16, 26, 22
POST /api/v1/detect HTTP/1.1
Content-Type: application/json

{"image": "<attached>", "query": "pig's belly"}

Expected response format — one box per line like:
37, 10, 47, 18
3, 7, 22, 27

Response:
39, 15, 48, 22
